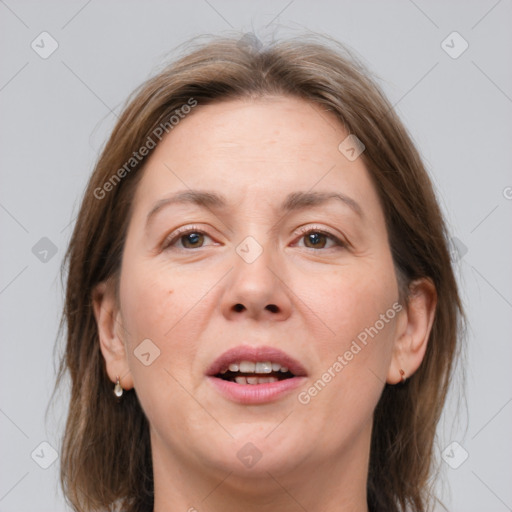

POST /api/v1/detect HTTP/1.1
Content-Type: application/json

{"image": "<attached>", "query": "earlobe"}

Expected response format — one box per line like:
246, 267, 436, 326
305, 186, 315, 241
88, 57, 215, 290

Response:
91, 279, 134, 390
386, 278, 437, 384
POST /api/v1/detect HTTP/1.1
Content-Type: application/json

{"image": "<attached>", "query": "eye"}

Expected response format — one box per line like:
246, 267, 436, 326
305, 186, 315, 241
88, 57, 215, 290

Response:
293, 227, 346, 250
162, 225, 346, 251
163, 226, 215, 250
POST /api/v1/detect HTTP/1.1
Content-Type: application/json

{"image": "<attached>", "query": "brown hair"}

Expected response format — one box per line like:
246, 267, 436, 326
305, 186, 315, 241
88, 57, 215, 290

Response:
54, 33, 465, 512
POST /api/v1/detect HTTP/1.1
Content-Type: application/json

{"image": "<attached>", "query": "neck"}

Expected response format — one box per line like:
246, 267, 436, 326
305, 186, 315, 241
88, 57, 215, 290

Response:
151, 421, 372, 512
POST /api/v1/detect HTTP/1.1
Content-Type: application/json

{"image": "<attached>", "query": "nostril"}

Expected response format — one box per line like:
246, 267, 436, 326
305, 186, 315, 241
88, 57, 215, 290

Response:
232, 304, 278, 313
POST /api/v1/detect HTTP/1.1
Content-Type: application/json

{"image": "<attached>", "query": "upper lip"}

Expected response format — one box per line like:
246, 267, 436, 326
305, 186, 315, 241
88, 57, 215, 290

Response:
206, 345, 308, 377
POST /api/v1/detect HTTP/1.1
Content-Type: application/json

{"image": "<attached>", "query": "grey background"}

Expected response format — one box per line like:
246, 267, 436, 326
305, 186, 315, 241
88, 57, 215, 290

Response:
1, 1, 511, 511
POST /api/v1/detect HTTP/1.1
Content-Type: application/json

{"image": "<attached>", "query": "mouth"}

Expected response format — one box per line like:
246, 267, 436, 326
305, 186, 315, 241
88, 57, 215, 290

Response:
206, 345, 307, 404
215, 361, 296, 384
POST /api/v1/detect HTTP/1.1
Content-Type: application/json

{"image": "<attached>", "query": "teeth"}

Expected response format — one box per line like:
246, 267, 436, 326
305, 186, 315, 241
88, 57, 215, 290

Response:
255, 361, 272, 373
239, 361, 256, 372
234, 376, 279, 385
258, 377, 277, 384
224, 361, 290, 374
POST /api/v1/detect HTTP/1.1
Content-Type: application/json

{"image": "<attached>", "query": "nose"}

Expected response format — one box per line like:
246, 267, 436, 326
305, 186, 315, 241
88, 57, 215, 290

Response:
220, 243, 293, 322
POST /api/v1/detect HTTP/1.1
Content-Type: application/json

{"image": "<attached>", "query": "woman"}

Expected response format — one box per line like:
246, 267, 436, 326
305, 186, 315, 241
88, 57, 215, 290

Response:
55, 33, 464, 512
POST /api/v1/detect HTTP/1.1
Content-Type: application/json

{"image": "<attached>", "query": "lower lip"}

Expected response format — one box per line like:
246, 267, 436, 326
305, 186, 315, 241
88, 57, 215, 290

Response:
207, 376, 307, 404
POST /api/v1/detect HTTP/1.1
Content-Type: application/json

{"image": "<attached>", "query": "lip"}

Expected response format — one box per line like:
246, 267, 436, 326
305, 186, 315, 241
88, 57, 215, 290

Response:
206, 345, 308, 377
207, 375, 307, 405
206, 345, 308, 405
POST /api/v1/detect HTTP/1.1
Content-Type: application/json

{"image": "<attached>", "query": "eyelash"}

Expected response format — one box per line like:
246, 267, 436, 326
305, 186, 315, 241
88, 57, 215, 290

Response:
162, 225, 346, 251
293, 226, 346, 250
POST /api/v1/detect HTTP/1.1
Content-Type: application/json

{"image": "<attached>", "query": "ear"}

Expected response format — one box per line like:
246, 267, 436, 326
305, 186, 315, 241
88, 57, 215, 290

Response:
91, 278, 134, 391
386, 278, 437, 384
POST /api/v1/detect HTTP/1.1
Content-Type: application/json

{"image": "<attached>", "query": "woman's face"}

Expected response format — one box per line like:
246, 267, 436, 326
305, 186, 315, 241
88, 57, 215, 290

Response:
112, 96, 404, 481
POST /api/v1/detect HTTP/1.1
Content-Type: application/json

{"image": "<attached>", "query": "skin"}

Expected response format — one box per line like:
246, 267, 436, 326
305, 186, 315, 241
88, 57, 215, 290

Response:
93, 96, 436, 512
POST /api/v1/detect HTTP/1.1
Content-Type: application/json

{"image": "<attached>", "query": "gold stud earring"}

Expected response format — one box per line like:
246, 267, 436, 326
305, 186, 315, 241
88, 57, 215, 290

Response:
114, 375, 123, 397
399, 369, 407, 384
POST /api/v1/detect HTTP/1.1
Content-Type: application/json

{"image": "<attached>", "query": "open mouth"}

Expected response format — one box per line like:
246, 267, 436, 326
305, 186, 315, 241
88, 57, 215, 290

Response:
207, 346, 307, 403
215, 361, 295, 384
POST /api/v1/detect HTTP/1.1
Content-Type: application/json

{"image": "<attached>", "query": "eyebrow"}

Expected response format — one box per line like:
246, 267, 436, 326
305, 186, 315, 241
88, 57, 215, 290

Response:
145, 189, 364, 229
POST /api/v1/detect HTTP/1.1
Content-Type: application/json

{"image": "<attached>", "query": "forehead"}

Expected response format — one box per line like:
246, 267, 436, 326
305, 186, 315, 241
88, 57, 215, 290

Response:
131, 96, 382, 220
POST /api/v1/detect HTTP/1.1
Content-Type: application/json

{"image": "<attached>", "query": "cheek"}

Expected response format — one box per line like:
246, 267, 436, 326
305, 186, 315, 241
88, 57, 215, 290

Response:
297, 275, 398, 441
118, 261, 208, 430
119, 258, 217, 393
302, 259, 399, 348
295, 258, 398, 412
120, 258, 203, 340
